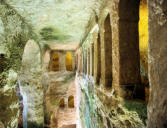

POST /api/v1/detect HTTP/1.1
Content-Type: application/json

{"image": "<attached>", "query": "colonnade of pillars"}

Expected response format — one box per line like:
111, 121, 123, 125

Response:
76, 0, 167, 127
76, 12, 141, 90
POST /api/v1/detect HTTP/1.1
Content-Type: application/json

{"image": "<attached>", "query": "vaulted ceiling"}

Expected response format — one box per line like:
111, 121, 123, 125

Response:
6, 0, 102, 43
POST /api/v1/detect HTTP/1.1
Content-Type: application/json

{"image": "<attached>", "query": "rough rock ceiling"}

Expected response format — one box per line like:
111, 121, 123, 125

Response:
6, 0, 102, 43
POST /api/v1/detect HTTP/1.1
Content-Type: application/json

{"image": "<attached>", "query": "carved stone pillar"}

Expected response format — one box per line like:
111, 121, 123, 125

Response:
72, 52, 76, 71
94, 34, 101, 85
87, 48, 90, 75
59, 51, 66, 71
91, 44, 94, 76
82, 52, 84, 73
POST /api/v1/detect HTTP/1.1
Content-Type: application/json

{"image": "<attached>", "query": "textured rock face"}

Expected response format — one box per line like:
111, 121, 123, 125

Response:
0, 2, 34, 71
0, 2, 34, 127
0, 88, 19, 128
147, 0, 167, 127
78, 76, 146, 128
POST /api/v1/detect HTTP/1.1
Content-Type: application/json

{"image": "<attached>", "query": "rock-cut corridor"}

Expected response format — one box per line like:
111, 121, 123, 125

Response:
0, 0, 167, 128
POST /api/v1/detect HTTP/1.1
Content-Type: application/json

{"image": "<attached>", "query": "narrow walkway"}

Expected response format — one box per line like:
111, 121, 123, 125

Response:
57, 108, 76, 128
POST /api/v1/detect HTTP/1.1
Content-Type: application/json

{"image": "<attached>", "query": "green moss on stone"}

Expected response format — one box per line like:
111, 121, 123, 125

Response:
27, 121, 43, 128
123, 100, 147, 125
39, 26, 70, 41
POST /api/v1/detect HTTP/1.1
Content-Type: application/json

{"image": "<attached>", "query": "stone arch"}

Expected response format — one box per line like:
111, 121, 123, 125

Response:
19, 40, 43, 126
101, 13, 113, 88
118, 0, 141, 86
66, 52, 73, 71
50, 52, 59, 71
59, 98, 65, 108
21, 40, 42, 71
68, 95, 74, 108
94, 33, 101, 85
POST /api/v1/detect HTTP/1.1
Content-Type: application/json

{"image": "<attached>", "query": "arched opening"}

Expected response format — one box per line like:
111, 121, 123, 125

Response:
19, 40, 43, 127
68, 96, 74, 108
50, 52, 59, 71
66, 52, 73, 71
94, 33, 101, 85
118, 0, 141, 94
59, 98, 65, 108
101, 14, 112, 88
139, 0, 149, 103
117, 0, 148, 124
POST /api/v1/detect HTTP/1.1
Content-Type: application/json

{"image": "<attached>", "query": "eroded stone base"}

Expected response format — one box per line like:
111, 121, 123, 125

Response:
78, 75, 147, 128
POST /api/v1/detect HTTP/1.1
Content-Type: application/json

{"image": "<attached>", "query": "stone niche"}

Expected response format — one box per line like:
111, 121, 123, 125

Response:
59, 98, 65, 108
49, 52, 59, 71
68, 95, 74, 108
0, 53, 7, 73
66, 52, 73, 71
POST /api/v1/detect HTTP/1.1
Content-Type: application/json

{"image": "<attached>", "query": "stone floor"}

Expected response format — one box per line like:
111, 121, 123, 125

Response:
57, 108, 76, 128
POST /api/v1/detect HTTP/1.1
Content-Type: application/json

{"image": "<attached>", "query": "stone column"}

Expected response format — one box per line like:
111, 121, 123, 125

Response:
87, 48, 90, 75
76, 53, 79, 72
111, 0, 120, 86
101, 14, 113, 88
84, 50, 87, 74
94, 34, 101, 85
78, 51, 82, 73
90, 45, 93, 76
82, 52, 84, 73
79, 52, 82, 73
91, 44, 94, 76
147, 0, 167, 127
72, 52, 76, 71
83, 51, 86, 74
59, 51, 66, 71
